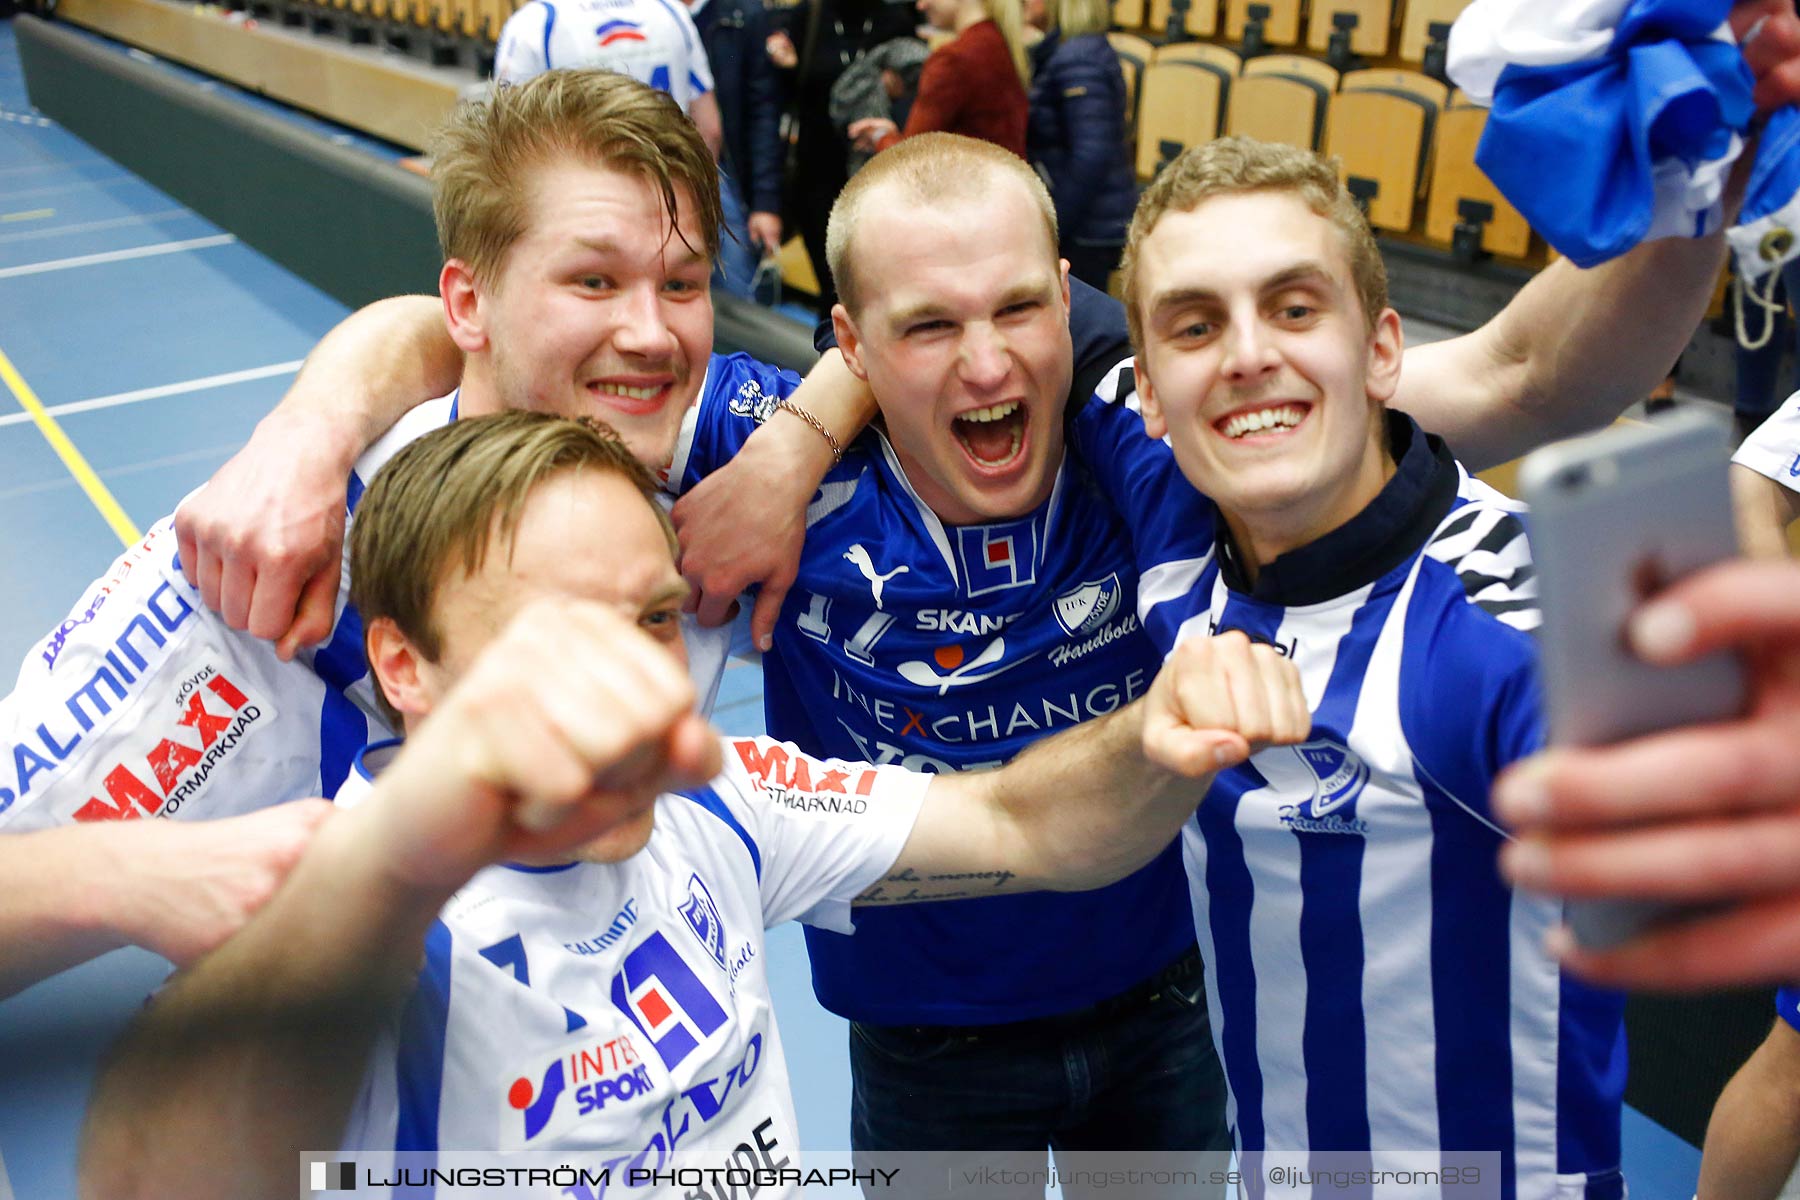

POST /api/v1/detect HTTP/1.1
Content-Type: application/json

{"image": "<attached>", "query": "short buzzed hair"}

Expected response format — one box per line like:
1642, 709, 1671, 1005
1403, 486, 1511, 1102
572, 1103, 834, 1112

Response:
1120, 137, 1388, 350
349, 412, 675, 725
825, 133, 1059, 316
430, 68, 722, 287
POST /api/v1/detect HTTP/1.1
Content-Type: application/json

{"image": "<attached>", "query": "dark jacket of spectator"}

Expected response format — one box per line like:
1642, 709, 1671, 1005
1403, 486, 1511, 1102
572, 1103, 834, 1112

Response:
1027, 29, 1136, 252
693, 0, 785, 217
774, 0, 919, 310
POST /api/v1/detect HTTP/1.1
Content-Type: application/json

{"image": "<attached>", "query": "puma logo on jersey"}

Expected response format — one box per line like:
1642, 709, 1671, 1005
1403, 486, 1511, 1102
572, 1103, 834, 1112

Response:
844, 544, 909, 609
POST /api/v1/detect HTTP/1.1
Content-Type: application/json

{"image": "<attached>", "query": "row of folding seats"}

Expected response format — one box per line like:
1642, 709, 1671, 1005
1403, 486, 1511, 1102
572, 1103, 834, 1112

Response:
1106, 36, 1530, 257
1111, 0, 1471, 64
271, 0, 520, 45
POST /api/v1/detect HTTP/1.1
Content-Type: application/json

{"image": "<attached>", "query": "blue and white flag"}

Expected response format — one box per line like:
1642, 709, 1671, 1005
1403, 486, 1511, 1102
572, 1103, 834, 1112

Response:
1728, 105, 1800, 280
1447, 0, 1755, 266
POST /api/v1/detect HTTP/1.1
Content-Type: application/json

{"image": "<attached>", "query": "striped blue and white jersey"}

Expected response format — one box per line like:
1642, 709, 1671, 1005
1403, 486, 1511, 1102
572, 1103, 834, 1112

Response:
1781, 987, 1800, 1034
1733, 388, 1800, 492
668, 354, 1201, 1026
495, 0, 715, 111
1080, 396, 1628, 1199
0, 371, 756, 833
335, 737, 925, 1191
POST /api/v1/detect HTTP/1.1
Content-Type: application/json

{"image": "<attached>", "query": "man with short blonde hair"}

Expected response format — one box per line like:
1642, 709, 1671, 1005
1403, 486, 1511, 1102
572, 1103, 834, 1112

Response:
1090, 136, 1629, 1189
431, 68, 723, 287
1120, 136, 1387, 347
824, 132, 1059, 316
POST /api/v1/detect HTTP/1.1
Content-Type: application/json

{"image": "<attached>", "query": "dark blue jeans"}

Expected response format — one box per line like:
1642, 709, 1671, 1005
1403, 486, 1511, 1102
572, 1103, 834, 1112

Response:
848, 946, 1231, 1200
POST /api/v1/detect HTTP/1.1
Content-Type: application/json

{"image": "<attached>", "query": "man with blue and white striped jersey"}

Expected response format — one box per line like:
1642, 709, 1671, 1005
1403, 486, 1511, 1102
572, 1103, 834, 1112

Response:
78, 411, 1307, 1199
496, 0, 724, 159
1105, 137, 1624, 1198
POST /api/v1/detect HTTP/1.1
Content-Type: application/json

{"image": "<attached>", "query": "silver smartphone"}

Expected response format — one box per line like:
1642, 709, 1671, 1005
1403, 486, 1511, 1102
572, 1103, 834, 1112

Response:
1518, 409, 1747, 949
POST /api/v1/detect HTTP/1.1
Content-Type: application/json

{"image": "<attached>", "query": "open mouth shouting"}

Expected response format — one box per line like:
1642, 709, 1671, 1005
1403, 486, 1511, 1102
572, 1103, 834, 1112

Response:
1215, 402, 1312, 442
952, 400, 1029, 472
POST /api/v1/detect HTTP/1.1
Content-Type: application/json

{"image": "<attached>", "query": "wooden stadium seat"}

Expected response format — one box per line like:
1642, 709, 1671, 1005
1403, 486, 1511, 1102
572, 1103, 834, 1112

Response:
1399, 0, 1470, 64
1242, 52, 1338, 90
1306, 0, 1392, 57
1324, 87, 1434, 230
1135, 60, 1228, 180
1424, 102, 1532, 257
1153, 41, 1240, 73
487, 0, 519, 40
1147, 0, 1218, 39
1224, 0, 1300, 46
1108, 32, 1155, 126
1340, 67, 1449, 108
1108, 30, 1157, 63
1227, 71, 1328, 150
1112, 0, 1147, 30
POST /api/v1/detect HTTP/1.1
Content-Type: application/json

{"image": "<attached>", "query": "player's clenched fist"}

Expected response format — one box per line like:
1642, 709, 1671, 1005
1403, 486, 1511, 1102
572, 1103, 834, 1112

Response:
1143, 631, 1311, 777
360, 598, 722, 894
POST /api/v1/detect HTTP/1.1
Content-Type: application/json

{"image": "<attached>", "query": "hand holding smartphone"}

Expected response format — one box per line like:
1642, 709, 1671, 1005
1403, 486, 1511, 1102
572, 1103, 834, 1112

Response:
1518, 409, 1749, 949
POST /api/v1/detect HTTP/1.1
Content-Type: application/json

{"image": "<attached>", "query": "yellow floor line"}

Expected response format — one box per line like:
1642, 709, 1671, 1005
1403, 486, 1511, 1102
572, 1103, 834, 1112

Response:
0, 208, 54, 223
0, 344, 140, 547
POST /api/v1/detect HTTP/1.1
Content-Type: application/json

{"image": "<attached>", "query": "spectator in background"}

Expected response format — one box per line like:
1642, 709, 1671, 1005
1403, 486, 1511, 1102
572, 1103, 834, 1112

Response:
688, 0, 787, 298
830, 36, 931, 176
494, 0, 724, 161
847, 0, 1031, 157
1026, 0, 1136, 290
768, 0, 919, 313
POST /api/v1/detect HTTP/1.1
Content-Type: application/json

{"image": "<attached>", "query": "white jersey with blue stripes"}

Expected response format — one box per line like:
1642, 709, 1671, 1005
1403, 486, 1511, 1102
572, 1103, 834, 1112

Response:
495, 0, 715, 110
1074, 389, 1628, 1199
0, 520, 386, 830
1734, 388, 1800, 493
334, 737, 925, 1190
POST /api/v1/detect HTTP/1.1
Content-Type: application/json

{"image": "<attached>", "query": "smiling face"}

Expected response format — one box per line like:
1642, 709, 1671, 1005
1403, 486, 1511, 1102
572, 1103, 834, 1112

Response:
1132, 190, 1403, 568
447, 157, 714, 471
833, 175, 1073, 526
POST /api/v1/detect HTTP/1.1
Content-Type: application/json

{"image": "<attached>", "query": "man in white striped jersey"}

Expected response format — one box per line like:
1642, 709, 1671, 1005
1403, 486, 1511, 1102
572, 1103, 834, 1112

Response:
1117, 138, 1623, 1199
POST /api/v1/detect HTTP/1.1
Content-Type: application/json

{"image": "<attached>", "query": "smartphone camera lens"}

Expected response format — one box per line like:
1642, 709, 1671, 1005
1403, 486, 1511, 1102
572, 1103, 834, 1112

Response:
1557, 465, 1589, 492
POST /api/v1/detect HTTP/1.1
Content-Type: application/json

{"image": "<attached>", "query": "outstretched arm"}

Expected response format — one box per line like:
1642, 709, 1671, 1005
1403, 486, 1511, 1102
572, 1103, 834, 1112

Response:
864, 631, 1309, 903
79, 601, 718, 1200
0, 802, 332, 999
174, 296, 459, 658
1698, 1016, 1800, 1200
672, 349, 876, 648
1397, 0, 1800, 471
1733, 462, 1800, 558
1393, 237, 1726, 471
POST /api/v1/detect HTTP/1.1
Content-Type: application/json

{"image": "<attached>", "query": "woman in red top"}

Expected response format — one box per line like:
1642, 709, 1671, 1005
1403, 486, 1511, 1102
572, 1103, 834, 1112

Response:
847, 0, 1031, 157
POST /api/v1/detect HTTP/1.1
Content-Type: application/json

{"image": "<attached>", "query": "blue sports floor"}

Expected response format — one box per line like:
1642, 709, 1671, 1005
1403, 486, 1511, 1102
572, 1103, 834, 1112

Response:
0, 16, 1708, 1197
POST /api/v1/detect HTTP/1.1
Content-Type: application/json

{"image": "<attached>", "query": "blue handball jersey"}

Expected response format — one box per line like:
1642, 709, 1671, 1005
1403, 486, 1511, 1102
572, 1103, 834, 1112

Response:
1076, 395, 1629, 1199
669, 353, 1198, 1025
